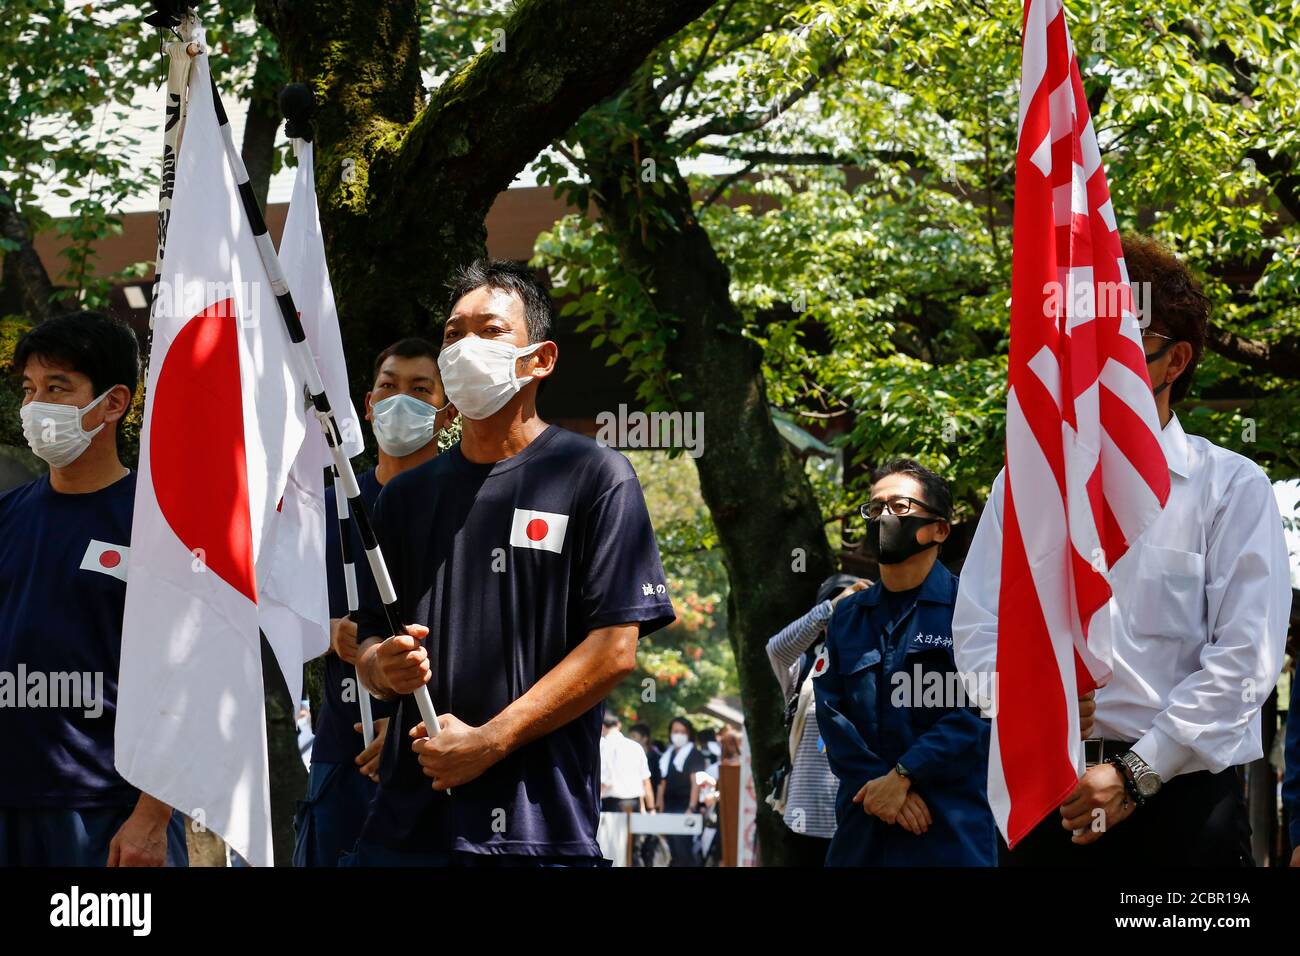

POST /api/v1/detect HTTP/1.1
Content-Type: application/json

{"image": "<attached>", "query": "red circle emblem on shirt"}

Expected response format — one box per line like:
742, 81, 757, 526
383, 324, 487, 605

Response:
814, 658, 824, 673
99, 550, 122, 569
526, 518, 549, 541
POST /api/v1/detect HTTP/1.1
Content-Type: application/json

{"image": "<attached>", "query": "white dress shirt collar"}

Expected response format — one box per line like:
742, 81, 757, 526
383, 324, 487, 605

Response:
1159, 412, 1191, 479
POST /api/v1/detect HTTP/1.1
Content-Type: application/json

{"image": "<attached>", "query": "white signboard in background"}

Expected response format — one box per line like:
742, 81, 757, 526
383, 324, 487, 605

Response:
738, 729, 758, 866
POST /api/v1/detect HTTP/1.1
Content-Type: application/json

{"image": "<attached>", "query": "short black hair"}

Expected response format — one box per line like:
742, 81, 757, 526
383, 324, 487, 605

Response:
628, 722, 652, 740
12, 310, 140, 399
602, 714, 621, 729
372, 336, 440, 383
870, 458, 952, 520
446, 258, 555, 344
669, 716, 695, 740
1121, 234, 1209, 404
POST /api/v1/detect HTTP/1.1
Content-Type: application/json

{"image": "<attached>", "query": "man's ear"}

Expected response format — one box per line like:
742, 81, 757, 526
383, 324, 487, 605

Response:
525, 340, 559, 381
1164, 341, 1194, 388
101, 384, 133, 425
932, 520, 951, 543
364, 390, 374, 422
437, 405, 459, 431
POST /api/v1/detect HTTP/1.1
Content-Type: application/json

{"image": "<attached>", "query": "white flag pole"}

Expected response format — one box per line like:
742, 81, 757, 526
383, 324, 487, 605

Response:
331, 465, 376, 746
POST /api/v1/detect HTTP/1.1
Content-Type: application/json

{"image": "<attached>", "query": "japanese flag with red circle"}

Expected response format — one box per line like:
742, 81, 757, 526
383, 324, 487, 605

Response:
510, 508, 569, 554
80, 539, 130, 582
116, 48, 305, 868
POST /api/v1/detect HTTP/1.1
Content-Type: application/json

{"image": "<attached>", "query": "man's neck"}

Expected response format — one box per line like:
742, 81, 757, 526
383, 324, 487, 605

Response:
49, 440, 127, 494
459, 395, 548, 464
1157, 396, 1173, 428
374, 442, 439, 486
878, 549, 937, 592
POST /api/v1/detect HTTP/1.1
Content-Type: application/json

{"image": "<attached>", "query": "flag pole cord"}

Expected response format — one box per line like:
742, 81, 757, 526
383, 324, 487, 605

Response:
204, 69, 442, 740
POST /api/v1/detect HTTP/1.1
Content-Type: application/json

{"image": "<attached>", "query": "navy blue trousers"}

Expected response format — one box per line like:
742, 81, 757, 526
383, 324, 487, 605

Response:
293, 761, 381, 867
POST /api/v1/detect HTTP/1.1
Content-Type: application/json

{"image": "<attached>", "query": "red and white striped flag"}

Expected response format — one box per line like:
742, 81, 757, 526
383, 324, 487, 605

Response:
991, 0, 1170, 847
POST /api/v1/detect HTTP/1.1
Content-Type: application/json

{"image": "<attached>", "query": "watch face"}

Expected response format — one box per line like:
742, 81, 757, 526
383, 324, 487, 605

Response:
1136, 772, 1160, 797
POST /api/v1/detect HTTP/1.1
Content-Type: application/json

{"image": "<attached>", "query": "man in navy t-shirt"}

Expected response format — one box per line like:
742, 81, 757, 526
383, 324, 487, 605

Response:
0, 311, 187, 866
351, 260, 675, 865
294, 337, 451, 866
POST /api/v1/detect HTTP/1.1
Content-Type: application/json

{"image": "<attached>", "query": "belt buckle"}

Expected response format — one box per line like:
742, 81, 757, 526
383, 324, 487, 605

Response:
1083, 737, 1105, 769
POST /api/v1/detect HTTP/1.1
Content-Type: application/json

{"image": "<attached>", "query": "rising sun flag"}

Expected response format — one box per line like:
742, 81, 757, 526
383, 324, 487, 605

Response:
989, 0, 1171, 848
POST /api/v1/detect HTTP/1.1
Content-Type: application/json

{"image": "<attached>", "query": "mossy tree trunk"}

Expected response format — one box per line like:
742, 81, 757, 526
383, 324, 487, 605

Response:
257, 0, 713, 391
576, 83, 838, 865
0, 182, 54, 322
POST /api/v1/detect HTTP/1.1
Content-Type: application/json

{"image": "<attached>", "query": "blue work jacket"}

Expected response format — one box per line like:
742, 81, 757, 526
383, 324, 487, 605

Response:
813, 560, 997, 866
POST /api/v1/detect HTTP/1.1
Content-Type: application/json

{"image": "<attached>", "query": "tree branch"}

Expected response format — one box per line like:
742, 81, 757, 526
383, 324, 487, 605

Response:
671, 0, 739, 111
1207, 326, 1300, 380
1245, 147, 1300, 223
672, 49, 846, 148
699, 145, 929, 169
393, 0, 716, 223
698, 160, 755, 209
654, 7, 786, 104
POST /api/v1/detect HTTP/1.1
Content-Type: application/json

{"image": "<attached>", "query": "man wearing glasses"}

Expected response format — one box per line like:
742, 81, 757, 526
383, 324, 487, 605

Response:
954, 234, 1290, 865
813, 459, 997, 866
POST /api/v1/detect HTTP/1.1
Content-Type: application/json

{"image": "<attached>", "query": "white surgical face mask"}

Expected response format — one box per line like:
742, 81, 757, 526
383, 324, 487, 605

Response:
371, 393, 446, 457
20, 390, 110, 468
437, 336, 542, 421
671, 732, 689, 749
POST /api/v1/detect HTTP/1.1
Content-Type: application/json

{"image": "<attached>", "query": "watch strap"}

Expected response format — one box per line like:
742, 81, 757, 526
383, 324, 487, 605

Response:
1108, 755, 1145, 808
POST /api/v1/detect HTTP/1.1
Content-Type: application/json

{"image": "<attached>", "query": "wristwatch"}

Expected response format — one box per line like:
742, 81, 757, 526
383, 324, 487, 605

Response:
895, 762, 912, 780
1113, 750, 1162, 805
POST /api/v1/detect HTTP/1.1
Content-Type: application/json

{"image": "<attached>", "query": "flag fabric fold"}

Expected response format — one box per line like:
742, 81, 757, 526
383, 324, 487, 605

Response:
992, 0, 1171, 847
116, 49, 307, 867
257, 139, 364, 706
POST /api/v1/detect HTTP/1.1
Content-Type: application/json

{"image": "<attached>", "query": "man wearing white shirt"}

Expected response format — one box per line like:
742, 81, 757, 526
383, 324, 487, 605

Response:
600, 715, 654, 812
954, 235, 1291, 865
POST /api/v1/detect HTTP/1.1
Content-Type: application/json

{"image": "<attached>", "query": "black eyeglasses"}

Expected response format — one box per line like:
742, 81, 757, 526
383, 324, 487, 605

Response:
860, 496, 940, 520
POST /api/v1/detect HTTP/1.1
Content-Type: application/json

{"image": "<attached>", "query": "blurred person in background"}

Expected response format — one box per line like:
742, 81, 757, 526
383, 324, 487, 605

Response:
657, 716, 708, 866
766, 572, 868, 865
600, 713, 654, 812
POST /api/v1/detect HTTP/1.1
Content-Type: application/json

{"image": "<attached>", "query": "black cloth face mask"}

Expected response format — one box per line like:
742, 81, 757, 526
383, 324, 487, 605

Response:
867, 512, 943, 565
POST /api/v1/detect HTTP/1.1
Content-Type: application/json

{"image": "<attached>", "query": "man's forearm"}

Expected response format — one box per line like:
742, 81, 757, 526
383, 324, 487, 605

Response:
482, 624, 638, 760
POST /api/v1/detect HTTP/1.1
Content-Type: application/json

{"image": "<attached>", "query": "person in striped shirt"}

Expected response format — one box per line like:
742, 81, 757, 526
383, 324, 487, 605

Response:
765, 573, 867, 865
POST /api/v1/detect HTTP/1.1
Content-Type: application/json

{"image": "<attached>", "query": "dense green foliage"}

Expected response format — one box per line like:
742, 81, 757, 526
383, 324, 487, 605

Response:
536, 0, 1300, 525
